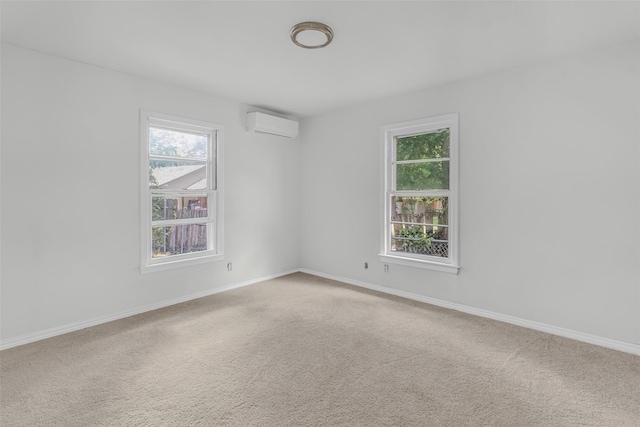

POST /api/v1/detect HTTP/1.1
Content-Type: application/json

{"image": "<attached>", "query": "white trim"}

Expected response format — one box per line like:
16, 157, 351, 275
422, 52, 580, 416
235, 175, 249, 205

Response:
381, 113, 459, 272
388, 190, 449, 197
141, 252, 224, 274
3, 268, 638, 356
151, 215, 213, 227
148, 154, 207, 163
140, 110, 224, 272
395, 157, 450, 165
215, 126, 225, 257
148, 113, 218, 133
0, 269, 298, 351
298, 269, 640, 356
380, 254, 459, 274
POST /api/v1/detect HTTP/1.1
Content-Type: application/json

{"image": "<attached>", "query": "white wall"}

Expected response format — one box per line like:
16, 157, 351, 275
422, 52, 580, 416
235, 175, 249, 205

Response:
299, 40, 640, 346
2, 40, 639, 350
0, 44, 301, 342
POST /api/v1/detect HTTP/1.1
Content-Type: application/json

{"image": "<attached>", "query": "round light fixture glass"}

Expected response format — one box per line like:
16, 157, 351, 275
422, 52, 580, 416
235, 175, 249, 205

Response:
290, 22, 333, 49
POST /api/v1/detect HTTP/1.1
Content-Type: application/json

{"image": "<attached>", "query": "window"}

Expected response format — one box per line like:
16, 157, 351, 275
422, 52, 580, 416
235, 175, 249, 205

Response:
140, 111, 224, 272
380, 113, 459, 274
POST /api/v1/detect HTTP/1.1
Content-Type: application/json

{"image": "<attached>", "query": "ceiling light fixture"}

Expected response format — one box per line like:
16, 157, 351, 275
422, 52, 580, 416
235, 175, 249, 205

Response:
290, 22, 334, 49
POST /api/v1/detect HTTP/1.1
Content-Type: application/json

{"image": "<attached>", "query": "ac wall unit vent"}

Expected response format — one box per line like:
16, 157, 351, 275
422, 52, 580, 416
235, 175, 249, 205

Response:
246, 112, 299, 138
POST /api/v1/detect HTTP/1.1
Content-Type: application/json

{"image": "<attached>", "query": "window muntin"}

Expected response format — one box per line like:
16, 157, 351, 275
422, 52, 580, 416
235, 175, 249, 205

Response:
381, 114, 459, 273
395, 161, 450, 191
151, 195, 209, 222
141, 111, 223, 272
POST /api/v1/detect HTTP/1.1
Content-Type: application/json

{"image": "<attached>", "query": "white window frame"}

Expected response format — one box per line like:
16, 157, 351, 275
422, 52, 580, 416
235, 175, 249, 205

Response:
380, 113, 459, 274
140, 110, 224, 273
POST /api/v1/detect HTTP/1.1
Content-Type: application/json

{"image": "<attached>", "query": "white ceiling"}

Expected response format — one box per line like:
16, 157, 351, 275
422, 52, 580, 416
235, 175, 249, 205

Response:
2, 1, 639, 118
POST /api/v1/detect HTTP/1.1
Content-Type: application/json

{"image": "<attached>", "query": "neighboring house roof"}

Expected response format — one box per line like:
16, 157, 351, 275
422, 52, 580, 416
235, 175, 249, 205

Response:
186, 179, 206, 190
151, 165, 207, 190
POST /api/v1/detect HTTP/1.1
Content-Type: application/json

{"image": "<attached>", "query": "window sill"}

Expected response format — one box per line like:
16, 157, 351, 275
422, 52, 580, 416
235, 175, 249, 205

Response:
141, 253, 223, 274
379, 254, 459, 274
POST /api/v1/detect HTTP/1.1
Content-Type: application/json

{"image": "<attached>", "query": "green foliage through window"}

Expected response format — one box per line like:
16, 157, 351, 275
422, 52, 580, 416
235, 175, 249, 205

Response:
149, 127, 207, 159
396, 226, 433, 253
396, 129, 449, 160
395, 130, 450, 191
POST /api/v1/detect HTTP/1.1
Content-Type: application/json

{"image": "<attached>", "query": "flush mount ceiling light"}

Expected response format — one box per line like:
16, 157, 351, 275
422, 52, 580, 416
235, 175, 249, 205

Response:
290, 21, 334, 49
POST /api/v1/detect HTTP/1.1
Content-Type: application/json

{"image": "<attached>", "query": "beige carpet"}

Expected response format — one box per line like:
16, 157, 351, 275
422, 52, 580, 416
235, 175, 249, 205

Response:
1, 273, 639, 426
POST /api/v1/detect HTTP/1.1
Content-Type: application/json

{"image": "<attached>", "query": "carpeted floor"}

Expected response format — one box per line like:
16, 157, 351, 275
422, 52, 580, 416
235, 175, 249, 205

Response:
1, 272, 639, 426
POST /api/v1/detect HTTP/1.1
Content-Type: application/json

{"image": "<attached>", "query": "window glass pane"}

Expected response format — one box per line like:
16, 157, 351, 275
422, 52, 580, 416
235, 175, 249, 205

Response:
149, 127, 208, 159
149, 160, 207, 190
396, 161, 449, 190
152, 223, 209, 258
152, 196, 208, 221
396, 129, 449, 161
390, 236, 449, 258
391, 196, 448, 226
390, 196, 449, 258
390, 223, 448, 258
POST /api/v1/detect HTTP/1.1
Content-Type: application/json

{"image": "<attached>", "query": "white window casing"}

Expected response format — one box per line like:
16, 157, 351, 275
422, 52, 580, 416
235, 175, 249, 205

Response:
140, 110, 224, 273
380, 113, 459, 274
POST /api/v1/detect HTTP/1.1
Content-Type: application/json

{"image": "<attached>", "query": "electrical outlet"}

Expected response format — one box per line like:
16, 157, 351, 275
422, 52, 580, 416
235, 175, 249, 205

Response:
384, 264, 389, 273
227, 262, 232, 271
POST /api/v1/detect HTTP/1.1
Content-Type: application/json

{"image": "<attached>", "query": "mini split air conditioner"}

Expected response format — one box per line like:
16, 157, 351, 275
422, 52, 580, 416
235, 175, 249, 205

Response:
246, 112, 299, 138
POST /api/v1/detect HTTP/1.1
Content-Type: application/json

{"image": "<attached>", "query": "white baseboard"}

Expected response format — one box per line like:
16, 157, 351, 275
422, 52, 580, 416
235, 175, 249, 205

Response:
298, 268, 640, 356
0, 269, 299, 351
4, 268, 638, 356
